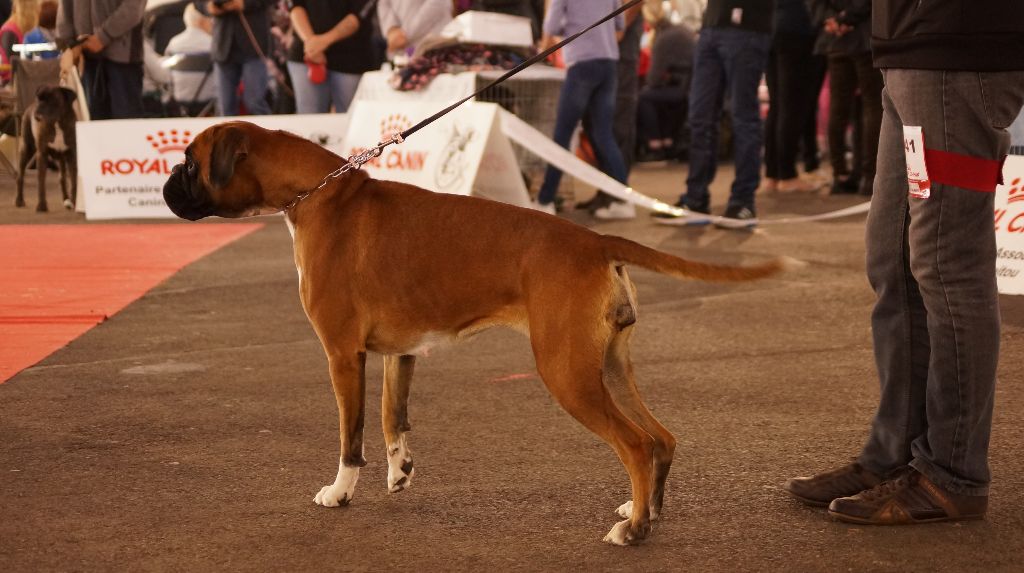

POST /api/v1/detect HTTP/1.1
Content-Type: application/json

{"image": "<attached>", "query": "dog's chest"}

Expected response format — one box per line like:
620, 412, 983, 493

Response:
31, 116, 69, 152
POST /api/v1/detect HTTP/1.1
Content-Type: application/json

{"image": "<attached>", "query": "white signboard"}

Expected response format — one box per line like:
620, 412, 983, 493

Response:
343, 100, 529, 207
77, 114, 349, 220
996, 155, 1024, 295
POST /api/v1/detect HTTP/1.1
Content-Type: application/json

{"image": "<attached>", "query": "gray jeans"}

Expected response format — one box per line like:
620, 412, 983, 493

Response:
859, 69, 1024, 496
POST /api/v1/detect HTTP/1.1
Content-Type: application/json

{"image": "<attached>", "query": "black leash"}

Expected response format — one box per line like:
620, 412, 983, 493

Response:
283, 0, 642, 212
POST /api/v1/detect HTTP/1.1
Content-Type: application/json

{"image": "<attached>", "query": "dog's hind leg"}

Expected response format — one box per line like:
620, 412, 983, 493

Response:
530, 303, 657, 546
314, 350, 368, 507
382, 354, 416, 493
35, 144, 48, 213
15, 130, 32, 208
602, 267, 676, 522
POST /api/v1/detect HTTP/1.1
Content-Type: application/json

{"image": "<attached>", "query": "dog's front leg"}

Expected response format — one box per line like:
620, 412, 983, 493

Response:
314, 351, 367, 507
35, 147, 48, 212
58, 155, 72, 210
382, 355, 416, 493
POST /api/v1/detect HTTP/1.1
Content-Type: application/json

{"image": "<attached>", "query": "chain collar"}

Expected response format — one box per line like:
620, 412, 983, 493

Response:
281, 133, 405, 213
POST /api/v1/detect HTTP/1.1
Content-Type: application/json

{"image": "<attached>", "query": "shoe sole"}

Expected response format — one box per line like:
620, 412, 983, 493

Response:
827, 509, 986, 525
784, 489, 831, 508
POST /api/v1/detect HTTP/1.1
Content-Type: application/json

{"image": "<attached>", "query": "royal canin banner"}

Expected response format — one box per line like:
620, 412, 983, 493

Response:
996, 155, 1024, 295
76, 114, 349, 220
342, 100, 530, 207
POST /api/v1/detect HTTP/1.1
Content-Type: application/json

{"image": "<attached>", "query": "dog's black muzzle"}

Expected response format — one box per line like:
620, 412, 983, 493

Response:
163, 164, 215, 221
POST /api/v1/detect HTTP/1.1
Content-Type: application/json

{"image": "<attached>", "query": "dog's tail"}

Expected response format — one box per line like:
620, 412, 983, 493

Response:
601, 235, 799, 282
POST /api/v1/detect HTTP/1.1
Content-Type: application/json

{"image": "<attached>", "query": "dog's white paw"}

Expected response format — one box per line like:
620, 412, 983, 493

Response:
615, 500, 633, 519
314, 484, 351, 507
62, 199, 74, 210
386, 437, 415, 493
314, 464, 359, 507
602, 520, 634, 546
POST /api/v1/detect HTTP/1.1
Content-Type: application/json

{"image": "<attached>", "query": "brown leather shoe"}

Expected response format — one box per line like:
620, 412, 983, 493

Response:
828, 468, 988, 525
784, 462, 883, 507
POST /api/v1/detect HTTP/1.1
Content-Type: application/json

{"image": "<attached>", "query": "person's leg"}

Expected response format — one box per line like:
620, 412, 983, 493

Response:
214, 61, 242, 116
104, 60, 145, 119
585, 59, 629, 185
854, 52, 883, 195
683, 29, 726, 211
537, 61, 596, 205
827, 55, 856, 185
721, 28, 771, 210
241, 57, 271, 116
884, 69, 1024, 496
286, 60, 330, 114
763, 37, 781, 181
858, 81, 928, 477
329, 72, 362, 113
801, 54, 827, 172
775, 33, 815, 182
80, 57, 111, 120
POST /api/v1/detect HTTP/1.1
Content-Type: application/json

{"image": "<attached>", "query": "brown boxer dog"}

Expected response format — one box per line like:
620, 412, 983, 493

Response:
163, 121, 791, 545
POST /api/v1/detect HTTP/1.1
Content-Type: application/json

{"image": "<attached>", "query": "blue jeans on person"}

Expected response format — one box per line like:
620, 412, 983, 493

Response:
215, 57, 271, 116
537, 58, 628, 205
682, 27, 770, 212
285, 61, 361, 114
860, 69, 1024, 496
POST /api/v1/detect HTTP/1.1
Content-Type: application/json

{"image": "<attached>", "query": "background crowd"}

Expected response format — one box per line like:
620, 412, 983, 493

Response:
0, 0, 896, 222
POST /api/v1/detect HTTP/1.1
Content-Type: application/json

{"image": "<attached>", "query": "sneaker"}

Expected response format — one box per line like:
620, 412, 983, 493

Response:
651, 200, 711, 225
828, 468, 988, 525
529, 200, 556, 215
784, 462, 884, 507
714, 205, 757, 229
593, 201, 636, 220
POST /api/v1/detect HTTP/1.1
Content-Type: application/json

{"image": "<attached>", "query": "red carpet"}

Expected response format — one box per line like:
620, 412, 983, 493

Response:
0, 224, 262, 383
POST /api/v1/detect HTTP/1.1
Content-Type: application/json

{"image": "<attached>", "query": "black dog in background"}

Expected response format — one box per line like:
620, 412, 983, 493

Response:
15, 86, 78, 212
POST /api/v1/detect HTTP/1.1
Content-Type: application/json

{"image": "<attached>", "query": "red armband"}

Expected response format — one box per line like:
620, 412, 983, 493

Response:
924, 148, 1006, 193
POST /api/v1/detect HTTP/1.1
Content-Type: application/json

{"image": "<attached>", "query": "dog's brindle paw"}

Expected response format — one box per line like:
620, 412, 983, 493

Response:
602, 519, 652, 546
15, 197, 25, 207
386, 436, 415, 493
36, 202, 48, 213
63, 199, 74, 210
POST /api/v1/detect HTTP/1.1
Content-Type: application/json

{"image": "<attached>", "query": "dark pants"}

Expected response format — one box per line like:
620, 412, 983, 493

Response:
613, 15, 643, 172
215, 57, 271, 116
81, 57, 145, 120
800, 54, 827, 172
637, 84, 688, 143
764, 32, 817, 180
827, 52, 882, 182
682, 27, 771, 211
859, 69, 1024, 496
538, 58, 627, 205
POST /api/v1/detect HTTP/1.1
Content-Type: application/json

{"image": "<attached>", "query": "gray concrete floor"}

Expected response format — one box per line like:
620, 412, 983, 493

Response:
1, 160, 1023, 572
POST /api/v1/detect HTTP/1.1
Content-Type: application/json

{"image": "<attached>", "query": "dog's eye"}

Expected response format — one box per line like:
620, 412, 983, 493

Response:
185, 158, 197, 177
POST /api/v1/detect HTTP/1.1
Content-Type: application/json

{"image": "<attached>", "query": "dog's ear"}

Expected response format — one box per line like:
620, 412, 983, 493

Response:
209, 126, 249, 189
59, 87, 78, 107
35, 85, 49, 98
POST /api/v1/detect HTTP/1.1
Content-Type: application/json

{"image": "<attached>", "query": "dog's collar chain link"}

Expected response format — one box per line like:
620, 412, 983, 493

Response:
281, 132, 405, 213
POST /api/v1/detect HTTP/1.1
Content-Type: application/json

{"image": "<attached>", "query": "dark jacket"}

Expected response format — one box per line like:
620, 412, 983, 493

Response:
872, 0, 1024, 71
56, 0, 146, 64
703, 0, 774, 34
194, 0, 273, 64
287, 0, 376, 74
806, 0, 870, 56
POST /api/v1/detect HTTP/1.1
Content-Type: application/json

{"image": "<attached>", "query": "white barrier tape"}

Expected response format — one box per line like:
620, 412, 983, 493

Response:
498, 109, 872, 227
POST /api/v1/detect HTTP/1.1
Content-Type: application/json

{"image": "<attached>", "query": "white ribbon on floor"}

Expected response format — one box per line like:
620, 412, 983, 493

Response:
498, 109, 871, 227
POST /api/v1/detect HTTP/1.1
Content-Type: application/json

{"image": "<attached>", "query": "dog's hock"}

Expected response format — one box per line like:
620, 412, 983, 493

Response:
314, 459, 360, 507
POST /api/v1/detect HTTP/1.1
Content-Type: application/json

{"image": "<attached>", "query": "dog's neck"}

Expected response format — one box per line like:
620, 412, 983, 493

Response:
257, 133, 350, 212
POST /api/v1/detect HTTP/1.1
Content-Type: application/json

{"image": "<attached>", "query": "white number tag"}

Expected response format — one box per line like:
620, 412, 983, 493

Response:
903, 125, 930, 199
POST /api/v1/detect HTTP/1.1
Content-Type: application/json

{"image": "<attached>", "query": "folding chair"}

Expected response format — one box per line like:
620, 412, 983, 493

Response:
165, 52, 216, 117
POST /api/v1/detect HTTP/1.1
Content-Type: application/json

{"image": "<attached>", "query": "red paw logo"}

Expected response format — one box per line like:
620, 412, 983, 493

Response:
1008, 177, 1024, 204
146, 130, 192, 154
380, 114, 411, 140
